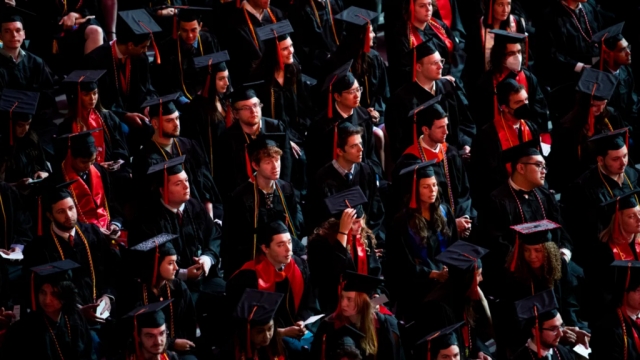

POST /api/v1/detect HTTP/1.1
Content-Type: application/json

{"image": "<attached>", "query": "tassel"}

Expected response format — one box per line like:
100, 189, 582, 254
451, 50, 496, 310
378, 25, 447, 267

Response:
236, 0, 241, 7
134, 315, 145, 360
202, 58, 213, 98
412, 48, 417, 82
31, 272, 36, 311
600, 35, 608, 71
626, 261, 632, 290
328, 76, 337, 119
172, 14, 178, 40
37, 197, 42, 236
163, 164, 169, 205
52, 39, 59, 54
509, 236, 519, 272
364, 23, 371, 53
587, 107, 595, 137
321, 334, 327, 360
77, 75, 86, 125
332, 124, 339, 160
9, 101, 18, 146
245, 146, 255, 181
158, 99, 164, 140
139, 22, 161, 64
534, 306, 543, 359
410, 0, 415, 22
225, 103, 233, 128
152, 240, 159, 285
409, 166, 418, 209
247, 306, 258, 358
427, 339, 431, 360
487, 0, 493, 25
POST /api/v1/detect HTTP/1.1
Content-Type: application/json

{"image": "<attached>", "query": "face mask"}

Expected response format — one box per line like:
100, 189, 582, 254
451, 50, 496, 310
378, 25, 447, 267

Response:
505, 54, 523, 73
512, 103, 531, 120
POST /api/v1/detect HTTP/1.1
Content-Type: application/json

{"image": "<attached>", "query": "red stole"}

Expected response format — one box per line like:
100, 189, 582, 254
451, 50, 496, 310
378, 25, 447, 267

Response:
403, 140, 447, 163
239, 256, 304, 312
409, 25, 424, 48
62, 160, 110, 229
610, 240, 640, 261
351, 233, 368, 275
72, 109, 106, 163
492, 70, 529, 120
435, 0, 453, 28
429, 20, 454, 53
493, 116, 532, 175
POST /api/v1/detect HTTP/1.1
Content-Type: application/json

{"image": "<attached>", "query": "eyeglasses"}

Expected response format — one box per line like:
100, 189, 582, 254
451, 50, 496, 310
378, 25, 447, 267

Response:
541, 325, 565, 335
343, 87, 363, 96
617, 44, 632, 53
427, 59, 446, 67
235, 103, 263, 112
520, 162, 547, 172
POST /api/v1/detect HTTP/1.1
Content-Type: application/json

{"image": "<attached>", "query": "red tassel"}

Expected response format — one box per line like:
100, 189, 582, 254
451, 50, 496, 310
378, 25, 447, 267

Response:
245, 146, 255, 181
488, 0, 493, 25
37, 197, 42, 236
534, 306, 543, 359
321, 334, 327, 360
134, 315, 145, 360
333, 124, 339, 160
409, 166, 418, 209
412, 48, 417, 82
139, 22, 161, 64
225, 103, 234, 128
77, 75, 86, 126
410, 0, 415, 22
163, 164, 169, 205
152, 240, 159, 285
247, 306, 258, 358
236, 0, 241, 7
172, 14, 178, 40
626, 262, 632, 290
509, 236, 519, 272
427, 339, 431, 360
462, 254, 480, 300
31, 272, 36, 311
328, 76, 337, 118
202, 58, 213, 98
587, 107, 595, 137
363, 23, 371, 53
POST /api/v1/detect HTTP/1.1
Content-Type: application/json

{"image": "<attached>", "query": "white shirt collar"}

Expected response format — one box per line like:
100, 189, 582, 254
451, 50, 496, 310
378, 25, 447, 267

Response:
419, 135, 440, 153
627, 308, 640, 320
334, 102, 354, 118
52, 224, 76, 240
415, 79, 436, 95
527, 338, 554, 357
243, 0, 265, 19
162, 202, 186, 214
0, 45, 25, 63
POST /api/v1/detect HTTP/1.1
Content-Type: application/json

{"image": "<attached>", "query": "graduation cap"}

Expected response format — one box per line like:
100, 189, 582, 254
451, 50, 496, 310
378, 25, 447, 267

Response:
588, 127, 629, 158
437, 241, 488, 299
235, 289, 284, 358
509, 220, 561, 271
398, 160, 437, 209
405, 42, 439, 82
514, 289, 559, 359
42, 179, 78, 214
301, 74, 317, 87
409, 95, 444, 145
194, 51, 230, 98
341, 271, 383, 298
230, 81, 263, 105
147, 155, 187, 205
489, 29, 529, 66
611, 260, 640, 293
600, 189, 640, 245
141, 94, 180, 137
130, 234, 178, 284
257, 220, 290, 248
124, 300, 173, 358
415, 322, 464, 360
335, 7, 379, 53
576, 68, 618, 136
322, 61, 354, 120
324, 186, 368, 219
592, 22, 625, 70
501, 139, 541, 169
57, 128, 101, 160
0, 89, 39, 145
29, 259, 80, 311
256, 20, 295, 72
63, 70, 106, 120
246, 133, 284, 160
116, 10, 162, 64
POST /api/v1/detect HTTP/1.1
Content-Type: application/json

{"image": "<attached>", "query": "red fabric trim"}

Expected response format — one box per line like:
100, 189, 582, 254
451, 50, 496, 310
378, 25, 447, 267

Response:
63, 160, 109, 229
429, 21, 453, 53
403, 142, 448, 162
435, 0, 452, 28
610, 240, 640, 261
352, 234, 368, 275
238, 257, 304, 311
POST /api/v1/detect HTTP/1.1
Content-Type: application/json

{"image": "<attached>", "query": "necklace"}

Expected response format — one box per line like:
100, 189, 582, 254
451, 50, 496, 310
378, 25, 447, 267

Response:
50, 225, 97, 302
142, 283, 175, 339
44, 314, 72, 360
111, 42, 130, 96
561, 3, 593, 42
508, 184, 546, 223
153, 139, 183, 161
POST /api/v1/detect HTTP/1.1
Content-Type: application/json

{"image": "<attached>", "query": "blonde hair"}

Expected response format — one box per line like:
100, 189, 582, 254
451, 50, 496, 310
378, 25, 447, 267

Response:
600, 208, 640, 243
332, 292, 377, 355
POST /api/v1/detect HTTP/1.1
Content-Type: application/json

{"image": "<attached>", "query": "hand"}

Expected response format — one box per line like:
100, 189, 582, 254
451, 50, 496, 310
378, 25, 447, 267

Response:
173, 339, 195, 352
455, 217, 472, 234
108, 224, 121, 239
158, 8, 176, 17
461, 146, 471, 159
443, 75, 456, 83
204, 202, 213, 219
375, 248, 383, 258
279, 324, 306, 339
74, 16, 95, 26
97, 296, 111, 317
186, 263, 203, 280
33, 171, 49, 180
0, 247, 20, 255
4, 0, 16, 7
429, 266, 449, 282
0, 308, 16, 327
194, 256, 211, 276
79, 303, 105, 323
339, 208, 357, 234
123, 113, 148, 128
367, 108, 380, 124
59, 12, 80, 30
562, 327, 590, 348
290, 141, 302, 159
475, 352, 492, 360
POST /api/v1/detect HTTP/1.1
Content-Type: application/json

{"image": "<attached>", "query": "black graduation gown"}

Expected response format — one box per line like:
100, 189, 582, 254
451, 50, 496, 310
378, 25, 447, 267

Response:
591, 308, 640, 360
309, 312, 405, 360
305, 104, 382, 178
385, 80, 475, 162
0, 182, 32, 249
307, 162, 385, 244
1, 132, 49, 184
221, 179, 305, 279
225, 256, 319, 329
0, 310, 95, 360
593, 61, 640, 127
306, 232, 382, 313
511, 344, 575, 360
128, 198, 223, 293
288, 0, 340, 72
214, 117, 293, 197
22, 222, 116, 307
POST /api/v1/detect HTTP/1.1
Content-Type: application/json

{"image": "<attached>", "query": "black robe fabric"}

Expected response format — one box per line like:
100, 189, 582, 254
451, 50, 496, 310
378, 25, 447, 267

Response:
22, 222, 116, 307
225, 256, 319, 329
128, 197, 224, 293
385, 79, 475, 162
511, 344, 575, 360
289, 0, 340, 73
306, 232, 382, 313
591, 308, 640, 360
214, 117, 293, 197
305, 104, 382, 178
1, 132, 49, 184
594, 61, 640, 128
221, 179, 305, 279
0, 310, 95, 360
0, 182, 32, 249
307, 162, 385, 244
309, 312, 404, 360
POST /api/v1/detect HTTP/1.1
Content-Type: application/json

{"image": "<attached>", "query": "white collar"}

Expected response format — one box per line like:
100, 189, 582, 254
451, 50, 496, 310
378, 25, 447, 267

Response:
0, 45, 25, 63
419, 136, 440, 153
334, 102, 354, 118
162, 202, 186, 214
627, 308, 640, 320
243, 1, 265, 19
527, 338, 553, 357
52, 224, 76, 240
415, 79, 436, 95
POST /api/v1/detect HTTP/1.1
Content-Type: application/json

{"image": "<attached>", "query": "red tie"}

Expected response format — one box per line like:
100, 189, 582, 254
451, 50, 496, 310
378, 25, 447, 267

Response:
68, 234, 74, 243
635, 317, 640, 327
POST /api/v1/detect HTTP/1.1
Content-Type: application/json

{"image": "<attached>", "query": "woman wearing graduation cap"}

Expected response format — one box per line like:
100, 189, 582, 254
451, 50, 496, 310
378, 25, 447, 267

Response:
1, 260, 96, 360
599, 191, 640, 263
386, 161, 457, 321
310, 271, 404, 360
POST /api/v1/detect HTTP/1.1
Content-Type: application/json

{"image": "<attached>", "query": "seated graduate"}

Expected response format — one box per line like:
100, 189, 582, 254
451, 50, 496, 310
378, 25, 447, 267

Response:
54, 129, 123, 238
23, 180, 117, 327
394, 97, 474, 238
119, 300, 180, 360
226, 221, 320, 355
310, 271, 404, 360
214, 84, 293, 197
497, 221, 589, 355
305, 61, 382, 178
547, 68, 626, 192
132, 93, 222, 219
408, 322, 464, 360
222, 135, 305, 279
511, 290, 576, 360
470, 78, 540, 206
122, 234, 197, 360
307, 187, 384, 314
386, 161, 457, 322
1, 260, 95, 360
307, 122, 385, 243
155, 7, 219, 105
180, 52, 232, 179
591, 261, 640, 360
598, 191, 640, 263
226, 289, 287, 360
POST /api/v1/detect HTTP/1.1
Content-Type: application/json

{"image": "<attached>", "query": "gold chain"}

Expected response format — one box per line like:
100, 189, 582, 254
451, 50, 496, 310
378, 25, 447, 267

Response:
142, 283, 175, 339
50, 225, 96, 302
44, 314, 72, 360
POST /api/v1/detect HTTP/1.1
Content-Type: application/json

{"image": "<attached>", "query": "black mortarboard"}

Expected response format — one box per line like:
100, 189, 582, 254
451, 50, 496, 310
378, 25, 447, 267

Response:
323, 61, 356, 95
405, 42, 439, 81
398, 160, 437, 209
592, 22, 625, 52
588, 127, 629, 158
141, 93, 180, 119
43, 179, 78, 209
29, 260, 80, 310
0, 89, 39, 144
236, 289, 283, 326
256, 20, 294, 42
130, 234, 178, 284
57, 128, 101, 159
334, 6, 379, 26
436, 240, 488, 272
246, 134, 281, 159
410, 95, 445, 144
511, 220, 560, 246
490, 29, 527, 44
124, 300, 172, 333
194, 51, 230, 73
175, 6, 211, 23
501, 140, 541, 167
63, 70, 105, 92
514, 289, 559, 358
230, 82, 263, 104
576, 68, 618, 101
147, 155, 187, 204
301, 74, 317, 87
611, 260, 640, 293
324, 187, 368, 219
601, 189, 640, 213
258, 220, 290, 247
341, 271, 383, 297
116, 10, 161, 64
416, 322, 463, 359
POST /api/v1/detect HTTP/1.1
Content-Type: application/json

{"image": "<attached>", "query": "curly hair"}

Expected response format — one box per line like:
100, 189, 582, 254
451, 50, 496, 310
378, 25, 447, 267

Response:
505, 242, 562, 288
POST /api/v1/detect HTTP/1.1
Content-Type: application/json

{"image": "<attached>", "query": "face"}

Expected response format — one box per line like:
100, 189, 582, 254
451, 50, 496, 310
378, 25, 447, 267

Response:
600, 146, 628, 175
80, 89, 99, 110
233, 98, 262, 126
128, 40, 150, 57
335, 80, 361, 109
620, 207, 640, 235
71, 153, 97, 174
625, 287, 640, 312
351, 218, 363, 234
140, 325, 167, 355
39, 284, 63, 315
158, 255, 178, 281
338, 134, 364, 164
216, 70, 230, 94
424, 118, 449, 144
0, 21, 25, 50
591, 99, 607, 116
538, 314, 564, 349
417, 53, 444, 81
413, 0, 432, 23
253, 155, 281, 181
251, 320, 275, 348
164, 171, 190, 205
437, 345, 460, 360
48, 197, 78, 231
503, 43, 522, 64
14, 120, 31, 138
368, 26, 375, 47
279, 37, 294, 65
476, 268, 484, 285
340, 291, 358, 318
504, 89, 528, 115
261, 233, 293, 265
493, 0, 511, 22
249, 0, 270, 10
153, 111, 180, 138
179, 20, 201, 45
419, 176, 438, 204
523, 244, 544, 269
517, 155, 546, 187
611, 39, 632, 66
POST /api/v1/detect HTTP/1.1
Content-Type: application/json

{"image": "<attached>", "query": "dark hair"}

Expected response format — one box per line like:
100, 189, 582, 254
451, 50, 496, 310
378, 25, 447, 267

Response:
496, 81, 525, 107
37, 280, 80, 314
233, 320, 285, 358
405, 196, 450, 245
70, 143, 98, 159
481, 0, 514, 29
488, 39, 512, 72
116, 33, 151, 47
337, 125, 364, 151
